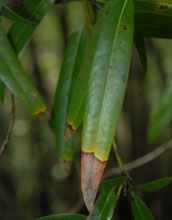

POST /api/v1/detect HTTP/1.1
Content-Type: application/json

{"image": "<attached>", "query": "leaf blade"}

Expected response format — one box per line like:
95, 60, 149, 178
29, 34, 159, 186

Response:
36, 214, 87, 220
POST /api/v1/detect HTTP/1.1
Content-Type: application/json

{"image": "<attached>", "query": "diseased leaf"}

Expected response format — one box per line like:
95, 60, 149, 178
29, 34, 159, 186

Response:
147, 78, 172, 141
135, 0, 172, 38
36, 214, 87, 220
0, 25, 49, 118
0, 6, 35, 23
81, 0, 134, 214
136, 177, 172, 191
99, 176, 127, 192
8, 0, 55, 56
131, 193, 155, 220
51, 27, 86, 163
0, 80, 5, 102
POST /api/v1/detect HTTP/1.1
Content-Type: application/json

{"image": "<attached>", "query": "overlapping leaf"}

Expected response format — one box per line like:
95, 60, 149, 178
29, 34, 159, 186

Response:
99, 176, 127, 191
0, 25, 48, 117
8, 0, 55, 56
51, 27, 86, 162
131, 193, 155, 220
0, 80, 5, 102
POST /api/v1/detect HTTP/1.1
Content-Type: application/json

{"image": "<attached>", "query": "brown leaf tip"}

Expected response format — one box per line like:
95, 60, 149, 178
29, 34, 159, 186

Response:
81, 152, 106, 215
37, 110, 51, 121
60, 161, 72, 176
64, 124, 75, 143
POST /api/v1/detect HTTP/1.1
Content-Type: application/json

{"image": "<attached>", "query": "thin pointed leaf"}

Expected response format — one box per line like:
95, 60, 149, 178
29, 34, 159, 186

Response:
8, 0, 55, 56
81, 0, 134, 214
136, 177, 172, 191
0, 25, 49, 118
147, 78, 172, 141
51, 27, 86, 162
131, 193, 155, 220
36, 214, 87, 220
0, 6, 35, 23
87, 189, 117, 220
0, 80, 5, 102
99, 176, 127, 191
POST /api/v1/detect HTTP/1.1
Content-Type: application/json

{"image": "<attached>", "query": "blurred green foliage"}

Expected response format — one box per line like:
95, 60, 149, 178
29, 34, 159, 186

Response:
0, 1, 172, 220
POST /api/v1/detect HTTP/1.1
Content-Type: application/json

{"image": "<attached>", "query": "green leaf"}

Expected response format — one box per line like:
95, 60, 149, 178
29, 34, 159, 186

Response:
0, 80, 5, 102
0, 6, 35, 23
36, 214, 87, 220
87, 189, 117, 220
147, 78, 172, 141
82, 0, 134, 161
51, 27, 86, 161
8, 0, 55, 56
135, 0, 172, 38
136, 177, 172, 191
99, 176, 127, 191
134, 30, 147, 79
0, 25, 48, 117
131, 193, 155, 220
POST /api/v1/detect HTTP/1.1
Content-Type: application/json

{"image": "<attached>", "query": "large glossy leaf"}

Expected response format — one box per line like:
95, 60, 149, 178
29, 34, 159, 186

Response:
99, 176, 127, 191
36, 214, 87, 220
147, 78, 172, 141
81, 0, 134, 214
0, 25, 48, 117
131, 193, 155, 220
135, 0, 172, 38
0, 80, 5, 102
136, 177, 172, 191
0, 6, 34, 23
87, 189, 117, 220
51, 27, 86, 161
8, 0, 55, 56
82, 0, 134, 161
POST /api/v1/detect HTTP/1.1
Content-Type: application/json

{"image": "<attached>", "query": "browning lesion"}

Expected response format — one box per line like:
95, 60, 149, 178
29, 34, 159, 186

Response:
64, 123, 74, 143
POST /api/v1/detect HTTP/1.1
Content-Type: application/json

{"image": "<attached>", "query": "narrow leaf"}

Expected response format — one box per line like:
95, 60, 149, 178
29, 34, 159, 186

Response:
135, 0, 172, 39
87, 189, 117, 220
0, 25, 49, 119
36, 214, 87, 220
131, 193, 155, 220
81, 0, 134, 214
136, 177, 172, 191
0, 6, 35, 23
0, 0, 5, 10
99, 176, 127, 191
8, 0, 55, 56
51, 27, 86, 163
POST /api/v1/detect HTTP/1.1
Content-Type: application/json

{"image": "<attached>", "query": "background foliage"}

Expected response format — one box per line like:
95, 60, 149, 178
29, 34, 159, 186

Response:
0, 1, 172, 220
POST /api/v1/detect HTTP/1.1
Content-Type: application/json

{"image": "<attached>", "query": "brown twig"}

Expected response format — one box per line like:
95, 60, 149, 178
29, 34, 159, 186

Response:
0, 94, 15, 158
104, 139, 172, 179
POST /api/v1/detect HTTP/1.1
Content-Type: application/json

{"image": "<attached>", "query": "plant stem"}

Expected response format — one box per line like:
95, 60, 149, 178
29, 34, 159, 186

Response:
112, 139, 130, 179
83, 0, 93, 31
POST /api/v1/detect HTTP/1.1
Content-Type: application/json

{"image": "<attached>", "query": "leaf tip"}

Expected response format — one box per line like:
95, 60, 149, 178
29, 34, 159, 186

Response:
81, 152, 106, 215
36, 109, 51, 121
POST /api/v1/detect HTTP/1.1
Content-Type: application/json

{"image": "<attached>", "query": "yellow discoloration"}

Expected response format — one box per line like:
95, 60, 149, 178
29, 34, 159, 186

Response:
34, 106, 47, 116
81, 147, 108, 162
67, 120, 76, 131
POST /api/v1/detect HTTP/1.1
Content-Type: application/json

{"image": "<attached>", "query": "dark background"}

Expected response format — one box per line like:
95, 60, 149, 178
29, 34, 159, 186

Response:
0, 2, 172, 220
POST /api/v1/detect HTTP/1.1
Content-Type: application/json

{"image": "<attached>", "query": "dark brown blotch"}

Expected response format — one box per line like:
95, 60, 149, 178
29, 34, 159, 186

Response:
123, 25, 128, 30
64, 123, 74, 143
158, 5, 168, 10
109, 66, 112, 69
78, 76, 81, 83
37, 110, 51, 121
